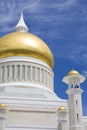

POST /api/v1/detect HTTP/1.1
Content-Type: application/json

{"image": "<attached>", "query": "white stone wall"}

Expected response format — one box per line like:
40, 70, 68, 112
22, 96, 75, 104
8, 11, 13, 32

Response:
6, 111, 57, 127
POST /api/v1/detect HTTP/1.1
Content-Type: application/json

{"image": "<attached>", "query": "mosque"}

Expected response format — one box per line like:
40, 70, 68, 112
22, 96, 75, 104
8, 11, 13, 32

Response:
0, 12, 87, 130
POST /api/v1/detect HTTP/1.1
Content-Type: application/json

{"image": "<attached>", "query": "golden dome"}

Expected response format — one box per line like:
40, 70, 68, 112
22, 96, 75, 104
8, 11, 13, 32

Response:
0, 32, 54, 68
68, 70, 80, 76
0, 103, 6, 108
58, 106, 66, 111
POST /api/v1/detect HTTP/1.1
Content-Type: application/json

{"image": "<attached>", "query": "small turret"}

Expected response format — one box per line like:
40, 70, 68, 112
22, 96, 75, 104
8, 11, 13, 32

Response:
58, 106, 68, 130
58, 106, 67, 122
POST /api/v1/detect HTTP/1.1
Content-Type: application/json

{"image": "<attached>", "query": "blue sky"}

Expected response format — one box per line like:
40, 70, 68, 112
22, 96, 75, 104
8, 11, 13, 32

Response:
0, 0, 87, 115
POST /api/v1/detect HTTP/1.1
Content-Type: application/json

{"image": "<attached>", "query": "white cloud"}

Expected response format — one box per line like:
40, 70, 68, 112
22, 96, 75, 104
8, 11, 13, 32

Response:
0, 0, 41, 26
47, 0, 75, 9
82, 71, 87, 79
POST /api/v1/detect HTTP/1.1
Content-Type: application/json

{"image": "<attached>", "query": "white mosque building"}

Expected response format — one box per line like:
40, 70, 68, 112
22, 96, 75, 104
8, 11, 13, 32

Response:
0, 12, 87, 130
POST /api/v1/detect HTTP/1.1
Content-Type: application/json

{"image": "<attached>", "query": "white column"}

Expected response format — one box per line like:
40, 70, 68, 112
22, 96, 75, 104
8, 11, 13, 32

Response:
30, 66, 32, 81
5, 65, 7, 82
22, 65, 25, 80
35, 67, 37, 82
40, 69, 42, 84
45, 70, 47, 85
14, 65, 17, 81
9, 65, 12, 81
25, 65, 27, 81
51, 74, 54, 91
32, 66, 35, 82
7, 65, 9, 81
37, 67, 40, 83
20, 65, 22, 80
47, 72, 51, 87
34, 67, 37, 82
27, 65, 30, 81
17, 65, 20, 80
11, 65, 15, 81
42, 69, 44, 84
2, 66, 4, 82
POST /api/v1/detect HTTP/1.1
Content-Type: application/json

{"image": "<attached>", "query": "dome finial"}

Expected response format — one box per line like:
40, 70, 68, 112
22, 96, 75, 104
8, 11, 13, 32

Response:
15, 10, 28, 32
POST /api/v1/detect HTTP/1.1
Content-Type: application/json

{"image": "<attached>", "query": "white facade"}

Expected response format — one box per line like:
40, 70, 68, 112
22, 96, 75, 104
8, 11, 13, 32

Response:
0, 56, 67, 130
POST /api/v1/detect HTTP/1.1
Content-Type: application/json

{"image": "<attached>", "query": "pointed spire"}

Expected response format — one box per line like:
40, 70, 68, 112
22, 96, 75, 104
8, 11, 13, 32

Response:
15, 11, 28, 32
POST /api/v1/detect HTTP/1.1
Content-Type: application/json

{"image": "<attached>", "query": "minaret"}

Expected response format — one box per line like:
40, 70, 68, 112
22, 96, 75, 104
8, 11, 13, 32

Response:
0, 104, 6, 130
63, 70, 85, 130
58, 106, 67, 130
15, 11, 28, 32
